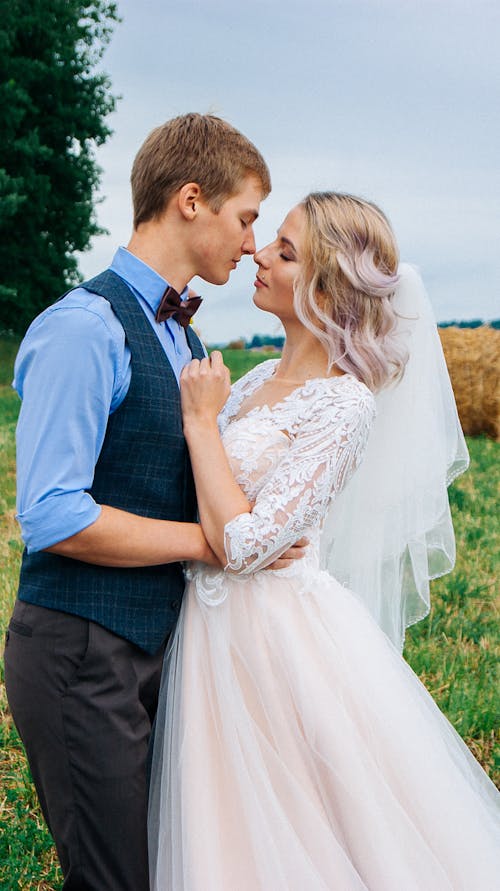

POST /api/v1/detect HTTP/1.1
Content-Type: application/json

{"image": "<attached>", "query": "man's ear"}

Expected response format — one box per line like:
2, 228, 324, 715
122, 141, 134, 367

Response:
177, 182, 203, 221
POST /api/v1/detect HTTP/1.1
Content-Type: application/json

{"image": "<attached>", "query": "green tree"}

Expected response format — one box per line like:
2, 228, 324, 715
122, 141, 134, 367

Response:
0, 0, 119, 334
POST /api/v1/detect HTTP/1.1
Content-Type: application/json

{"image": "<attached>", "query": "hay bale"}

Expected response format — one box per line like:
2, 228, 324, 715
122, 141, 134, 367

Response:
438, 325, 500, 441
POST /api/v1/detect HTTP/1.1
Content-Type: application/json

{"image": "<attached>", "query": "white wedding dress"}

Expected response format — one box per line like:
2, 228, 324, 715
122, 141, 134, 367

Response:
149, 359, 500, 891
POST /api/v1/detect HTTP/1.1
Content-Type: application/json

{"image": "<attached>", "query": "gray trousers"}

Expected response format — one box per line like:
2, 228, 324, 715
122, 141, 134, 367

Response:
4, 600, 166, 891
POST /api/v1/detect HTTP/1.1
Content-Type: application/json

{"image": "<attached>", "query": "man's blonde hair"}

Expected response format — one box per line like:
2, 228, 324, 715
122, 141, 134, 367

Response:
131, 113, 271, 228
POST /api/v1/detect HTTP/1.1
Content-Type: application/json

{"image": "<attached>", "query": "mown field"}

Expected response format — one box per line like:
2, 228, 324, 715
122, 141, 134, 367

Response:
0, 335, 498, 890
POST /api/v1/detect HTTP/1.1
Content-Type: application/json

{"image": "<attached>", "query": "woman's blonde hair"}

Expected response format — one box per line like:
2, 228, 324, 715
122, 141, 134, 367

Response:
295, 192, 407, 391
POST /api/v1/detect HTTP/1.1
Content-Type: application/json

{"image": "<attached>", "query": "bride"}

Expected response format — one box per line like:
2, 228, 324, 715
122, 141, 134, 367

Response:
148, 192, 500, 890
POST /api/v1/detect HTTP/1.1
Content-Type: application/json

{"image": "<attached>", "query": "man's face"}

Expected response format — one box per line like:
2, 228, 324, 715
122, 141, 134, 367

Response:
193, 175, 263, 285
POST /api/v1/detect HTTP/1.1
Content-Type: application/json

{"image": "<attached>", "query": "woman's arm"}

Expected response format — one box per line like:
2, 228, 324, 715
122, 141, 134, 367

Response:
180, 352, 252, 565
181, 354, 375, 573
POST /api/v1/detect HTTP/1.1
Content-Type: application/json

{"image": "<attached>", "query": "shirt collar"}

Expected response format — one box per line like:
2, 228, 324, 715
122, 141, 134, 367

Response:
110, 247, 189, 315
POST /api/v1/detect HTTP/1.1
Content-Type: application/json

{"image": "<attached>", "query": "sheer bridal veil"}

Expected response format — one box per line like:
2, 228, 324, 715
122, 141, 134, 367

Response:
320, 263, 469, 651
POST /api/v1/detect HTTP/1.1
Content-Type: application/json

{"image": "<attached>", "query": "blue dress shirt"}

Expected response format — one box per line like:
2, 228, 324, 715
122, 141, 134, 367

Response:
14, 248, 202, 553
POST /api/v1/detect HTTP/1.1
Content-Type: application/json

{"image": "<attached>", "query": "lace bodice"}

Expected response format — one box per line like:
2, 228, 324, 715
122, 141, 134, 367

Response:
190, 360, 375, 604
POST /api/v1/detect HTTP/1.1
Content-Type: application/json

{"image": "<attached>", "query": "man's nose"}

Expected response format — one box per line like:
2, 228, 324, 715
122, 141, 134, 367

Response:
242, 228, 256, 255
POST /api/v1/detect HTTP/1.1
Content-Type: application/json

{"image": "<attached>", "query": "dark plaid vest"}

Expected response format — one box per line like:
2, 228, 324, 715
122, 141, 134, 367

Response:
17, 270, 205, 653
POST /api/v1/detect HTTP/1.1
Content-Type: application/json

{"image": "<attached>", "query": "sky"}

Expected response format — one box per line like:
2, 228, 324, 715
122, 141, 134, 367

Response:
79, 0, 500, 344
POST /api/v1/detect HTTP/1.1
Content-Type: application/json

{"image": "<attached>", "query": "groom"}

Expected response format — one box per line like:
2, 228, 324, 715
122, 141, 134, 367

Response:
4, 113, 295, 890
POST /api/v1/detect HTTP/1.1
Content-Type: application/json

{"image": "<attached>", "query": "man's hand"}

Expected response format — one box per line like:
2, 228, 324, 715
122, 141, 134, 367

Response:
197, 536, 223, 568
266, 537, 309, 571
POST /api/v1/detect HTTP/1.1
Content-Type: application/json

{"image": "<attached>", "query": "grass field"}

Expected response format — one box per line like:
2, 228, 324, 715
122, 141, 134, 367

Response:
0, 336, 498, 889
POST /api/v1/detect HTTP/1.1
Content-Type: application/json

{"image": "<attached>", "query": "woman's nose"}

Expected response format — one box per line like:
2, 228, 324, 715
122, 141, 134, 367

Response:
254, 244, 270, 267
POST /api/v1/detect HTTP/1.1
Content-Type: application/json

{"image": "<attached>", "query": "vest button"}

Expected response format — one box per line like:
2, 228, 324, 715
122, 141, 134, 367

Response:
171, 600, 180, 611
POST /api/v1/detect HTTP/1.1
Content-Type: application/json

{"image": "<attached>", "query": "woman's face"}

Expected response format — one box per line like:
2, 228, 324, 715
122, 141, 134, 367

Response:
253, 204, 306, 321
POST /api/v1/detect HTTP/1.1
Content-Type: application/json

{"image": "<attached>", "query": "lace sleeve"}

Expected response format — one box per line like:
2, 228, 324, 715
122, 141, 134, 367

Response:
224, 382, 375, 574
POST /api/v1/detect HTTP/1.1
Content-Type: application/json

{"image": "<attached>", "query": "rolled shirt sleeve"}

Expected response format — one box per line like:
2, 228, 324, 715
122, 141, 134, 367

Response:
14, 292, 129, 552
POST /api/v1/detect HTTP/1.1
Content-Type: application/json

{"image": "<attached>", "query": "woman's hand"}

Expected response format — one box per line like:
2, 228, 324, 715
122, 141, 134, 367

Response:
180, 351, 231, 430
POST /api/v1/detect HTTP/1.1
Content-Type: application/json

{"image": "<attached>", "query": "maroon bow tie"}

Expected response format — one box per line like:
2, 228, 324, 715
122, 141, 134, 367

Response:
155, 286, 203, 327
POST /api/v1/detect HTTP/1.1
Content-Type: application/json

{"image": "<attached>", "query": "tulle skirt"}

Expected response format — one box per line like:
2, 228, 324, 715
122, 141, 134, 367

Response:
148, 568, 500, 890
